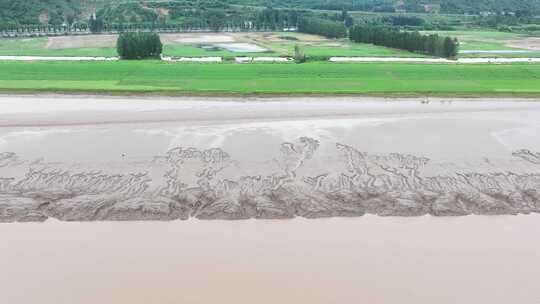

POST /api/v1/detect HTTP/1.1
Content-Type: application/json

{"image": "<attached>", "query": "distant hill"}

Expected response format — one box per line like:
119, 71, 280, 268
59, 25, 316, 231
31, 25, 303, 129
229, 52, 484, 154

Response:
0, 0, 81, 25
231, 0, 540, 15
0, 0, 121, 26
1, 0, 540, 26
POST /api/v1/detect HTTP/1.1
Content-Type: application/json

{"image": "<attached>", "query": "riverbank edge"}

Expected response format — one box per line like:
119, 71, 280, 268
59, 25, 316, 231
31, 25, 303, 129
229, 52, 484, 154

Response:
2, 89, 540, 99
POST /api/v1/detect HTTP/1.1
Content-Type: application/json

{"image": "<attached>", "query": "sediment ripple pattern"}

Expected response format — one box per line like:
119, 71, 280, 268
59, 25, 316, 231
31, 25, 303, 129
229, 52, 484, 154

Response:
1, 138, 540, 222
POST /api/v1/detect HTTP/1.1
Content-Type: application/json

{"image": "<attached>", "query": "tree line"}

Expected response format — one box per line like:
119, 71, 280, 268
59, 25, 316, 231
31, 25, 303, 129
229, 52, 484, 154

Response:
83, 6, 302, 34
3, 0, 540, 29
297, 17, 347, 38
382, 16, 425, 26
349, 25, 459, 58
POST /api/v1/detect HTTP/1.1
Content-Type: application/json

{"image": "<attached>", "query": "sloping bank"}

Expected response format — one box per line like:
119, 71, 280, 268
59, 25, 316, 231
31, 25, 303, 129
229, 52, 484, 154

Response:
0, 61, 539, 96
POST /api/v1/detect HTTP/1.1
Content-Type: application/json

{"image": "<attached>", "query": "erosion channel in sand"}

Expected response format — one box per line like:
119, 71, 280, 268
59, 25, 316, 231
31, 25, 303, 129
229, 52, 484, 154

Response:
2, 95, 540, 222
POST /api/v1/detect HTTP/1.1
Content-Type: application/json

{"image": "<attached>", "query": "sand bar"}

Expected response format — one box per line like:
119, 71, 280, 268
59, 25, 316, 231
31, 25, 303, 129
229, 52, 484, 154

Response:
1, 95, 540, 221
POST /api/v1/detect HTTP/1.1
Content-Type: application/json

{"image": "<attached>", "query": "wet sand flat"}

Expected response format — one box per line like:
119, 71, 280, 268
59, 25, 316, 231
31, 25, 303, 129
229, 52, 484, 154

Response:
1, 95, 540, 221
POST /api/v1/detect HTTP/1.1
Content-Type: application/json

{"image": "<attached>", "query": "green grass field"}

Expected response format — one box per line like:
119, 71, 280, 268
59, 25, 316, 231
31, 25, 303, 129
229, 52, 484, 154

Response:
0, 37, 261, 57
0, 36, 426, 58
2, 30, 540, 59
0, 38, 117, 57
421, 30, 540, 58
0, 60, 539, 95
268, 42, 429, 58
457, 40, 540, 58
459, 41, 517, 51
422, 30, 524, 41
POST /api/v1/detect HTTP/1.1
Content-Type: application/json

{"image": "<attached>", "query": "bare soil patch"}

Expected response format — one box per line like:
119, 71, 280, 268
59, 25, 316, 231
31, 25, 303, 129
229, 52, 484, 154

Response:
47, 35, 118, 49
505, 37, 540, 50
45, 32, 333, 51
160, 33, 235, 44
231, 32, 332, 44
46, 33, 236, 49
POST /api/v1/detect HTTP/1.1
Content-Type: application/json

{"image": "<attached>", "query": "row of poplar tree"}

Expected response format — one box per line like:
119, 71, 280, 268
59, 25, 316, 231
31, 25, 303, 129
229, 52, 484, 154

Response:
297, 18, 458, 58
297, 17, 348, 38
349, 25, 459, 58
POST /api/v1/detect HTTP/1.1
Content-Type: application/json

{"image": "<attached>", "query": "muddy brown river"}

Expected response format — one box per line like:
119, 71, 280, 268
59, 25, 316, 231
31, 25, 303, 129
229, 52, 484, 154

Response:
1, 216, 540, 304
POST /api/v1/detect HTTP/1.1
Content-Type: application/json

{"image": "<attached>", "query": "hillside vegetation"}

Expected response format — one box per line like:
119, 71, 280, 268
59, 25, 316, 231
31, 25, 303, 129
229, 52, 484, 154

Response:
232, 0, 540, 15
0, 0, 82, 25
2, 0, 540, 27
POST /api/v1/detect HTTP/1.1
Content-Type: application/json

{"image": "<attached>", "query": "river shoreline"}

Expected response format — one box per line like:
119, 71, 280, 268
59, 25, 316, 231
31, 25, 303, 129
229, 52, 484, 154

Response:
1, 95, 540, 222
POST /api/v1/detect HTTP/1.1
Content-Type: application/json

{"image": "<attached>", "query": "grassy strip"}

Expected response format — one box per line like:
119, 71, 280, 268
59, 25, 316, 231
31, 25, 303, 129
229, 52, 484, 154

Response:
0, 38, 118, 57
0, 61, 539, 96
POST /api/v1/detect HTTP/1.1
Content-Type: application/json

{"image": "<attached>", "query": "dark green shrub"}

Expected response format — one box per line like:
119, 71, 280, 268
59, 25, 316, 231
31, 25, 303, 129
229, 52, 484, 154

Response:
117, 32, 163, 60
294, 44, 306, 63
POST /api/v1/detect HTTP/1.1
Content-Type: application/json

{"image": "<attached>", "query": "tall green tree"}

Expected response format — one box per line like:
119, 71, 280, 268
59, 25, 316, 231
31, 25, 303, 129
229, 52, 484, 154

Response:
117, 32, 163, 60
298, 17, 347, 38
443, 37, 459, 58
88, 14, 103, 33
294, 44, 306, 63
